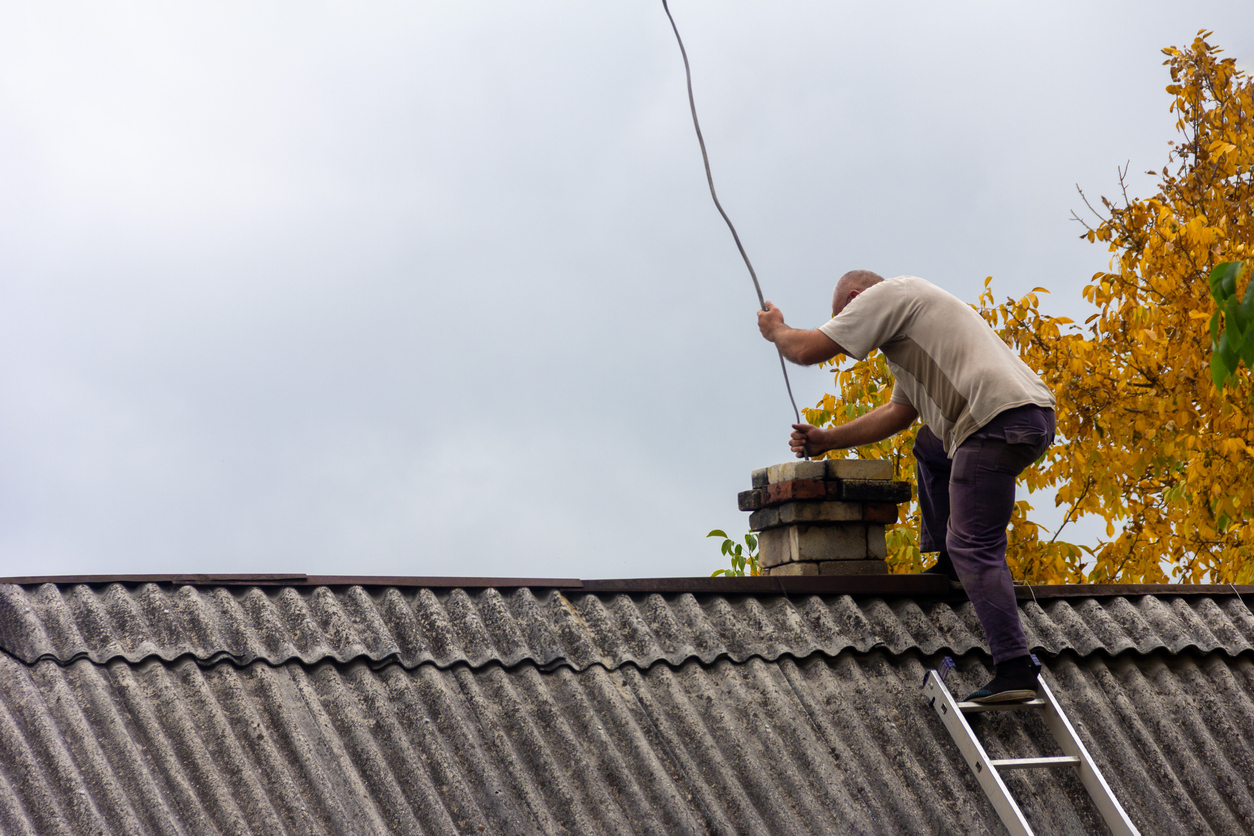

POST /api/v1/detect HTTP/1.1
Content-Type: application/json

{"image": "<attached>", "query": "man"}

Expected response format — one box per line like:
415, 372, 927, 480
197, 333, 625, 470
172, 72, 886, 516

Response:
757, 271, 1056, 703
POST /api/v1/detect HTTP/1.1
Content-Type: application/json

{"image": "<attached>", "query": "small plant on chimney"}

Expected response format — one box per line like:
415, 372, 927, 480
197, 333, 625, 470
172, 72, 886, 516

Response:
707, 529, 761, 577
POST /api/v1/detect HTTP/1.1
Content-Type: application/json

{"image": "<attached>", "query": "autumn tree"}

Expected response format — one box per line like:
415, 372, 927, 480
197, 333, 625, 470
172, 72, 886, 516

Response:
808, 32, 1253, 584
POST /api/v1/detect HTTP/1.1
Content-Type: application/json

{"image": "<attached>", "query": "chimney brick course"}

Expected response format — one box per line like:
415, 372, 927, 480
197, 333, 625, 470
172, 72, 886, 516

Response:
744, 459, 907, 577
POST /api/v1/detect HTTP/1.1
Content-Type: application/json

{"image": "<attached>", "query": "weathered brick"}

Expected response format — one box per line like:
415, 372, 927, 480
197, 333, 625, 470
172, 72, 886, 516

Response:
751, 467, 769, 488
817, 524, 873, 560
747, 507, 780, 531
765, 462, 793, 484
863, 502, 899, 523
766, 561, 819, 576
738, 489, 764, 512
751, 501, 863, 531
757, 523, 870, 567
754, 479, 911, 510
866, 524, 888, 560
817, 559, 890, 576
825, 459, 894, 481
834, 479, 912, 503
763, 479, 827, 505
796, 460, 829, 481
766, 460, 826, 484
757, 528, 791, 568
777, 501, 863, 525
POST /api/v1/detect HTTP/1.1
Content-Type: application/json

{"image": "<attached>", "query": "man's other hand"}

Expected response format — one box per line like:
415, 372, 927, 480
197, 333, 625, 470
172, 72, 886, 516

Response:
757, 302, 785, 342
790, 423, 828, 458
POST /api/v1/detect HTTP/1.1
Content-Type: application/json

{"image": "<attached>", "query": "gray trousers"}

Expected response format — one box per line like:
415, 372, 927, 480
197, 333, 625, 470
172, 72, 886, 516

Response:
912, 404, 1056, 663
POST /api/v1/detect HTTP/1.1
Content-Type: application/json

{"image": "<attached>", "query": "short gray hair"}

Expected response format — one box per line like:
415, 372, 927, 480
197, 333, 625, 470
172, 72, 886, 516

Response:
831, 270, 884, 315
836, 270, 884, 295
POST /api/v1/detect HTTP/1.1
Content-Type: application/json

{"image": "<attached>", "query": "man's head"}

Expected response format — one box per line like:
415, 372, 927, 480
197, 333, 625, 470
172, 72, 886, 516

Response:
831, 270, 884, 317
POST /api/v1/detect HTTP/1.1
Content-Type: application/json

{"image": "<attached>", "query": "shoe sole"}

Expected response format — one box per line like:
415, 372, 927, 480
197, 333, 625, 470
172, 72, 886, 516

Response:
969, 688, 1038, 704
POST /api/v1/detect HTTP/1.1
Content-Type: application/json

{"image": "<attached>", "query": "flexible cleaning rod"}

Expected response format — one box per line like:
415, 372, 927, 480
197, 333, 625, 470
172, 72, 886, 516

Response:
661, 0, 803, 426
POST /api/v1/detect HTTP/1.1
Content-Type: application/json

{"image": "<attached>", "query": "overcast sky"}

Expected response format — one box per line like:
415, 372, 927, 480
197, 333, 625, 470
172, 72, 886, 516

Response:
2, 2, 1251, 580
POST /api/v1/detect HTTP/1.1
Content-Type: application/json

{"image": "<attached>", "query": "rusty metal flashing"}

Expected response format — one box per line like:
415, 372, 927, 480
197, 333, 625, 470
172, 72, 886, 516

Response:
0, 573, 1250, 602
0, 573, 584, 589
1008, 583, 1254, 600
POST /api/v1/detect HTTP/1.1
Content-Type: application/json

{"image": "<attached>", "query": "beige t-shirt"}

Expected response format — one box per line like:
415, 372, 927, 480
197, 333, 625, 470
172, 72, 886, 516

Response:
818, 275, 1056, 457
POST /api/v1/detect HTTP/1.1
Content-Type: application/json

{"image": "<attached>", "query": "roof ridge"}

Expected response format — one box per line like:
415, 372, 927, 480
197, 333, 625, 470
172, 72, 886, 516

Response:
2, 584, 1250, 672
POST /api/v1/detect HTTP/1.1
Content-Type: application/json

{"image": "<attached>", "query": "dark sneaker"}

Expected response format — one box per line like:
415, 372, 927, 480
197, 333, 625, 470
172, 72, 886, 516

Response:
967, 655, 1041, 704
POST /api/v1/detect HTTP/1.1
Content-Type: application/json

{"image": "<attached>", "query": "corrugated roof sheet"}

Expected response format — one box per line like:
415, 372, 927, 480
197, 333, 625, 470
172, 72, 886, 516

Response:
2, 647, 1252, 835
3, 582, 1252, 669
3, 580, 1253, 835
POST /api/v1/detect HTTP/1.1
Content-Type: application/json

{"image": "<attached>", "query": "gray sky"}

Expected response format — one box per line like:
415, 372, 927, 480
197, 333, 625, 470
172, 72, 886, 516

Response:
2, 2, 1251, 580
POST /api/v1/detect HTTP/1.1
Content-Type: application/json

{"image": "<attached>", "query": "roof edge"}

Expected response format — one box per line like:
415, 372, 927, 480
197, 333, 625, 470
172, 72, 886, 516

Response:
0, 573, 1250, 601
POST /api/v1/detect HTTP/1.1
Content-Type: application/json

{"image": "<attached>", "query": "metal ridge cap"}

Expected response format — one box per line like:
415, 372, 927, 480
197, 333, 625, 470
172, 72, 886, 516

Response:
0, 574, 946, 595
0, 574, 584, 589
0, 574, 1249, 600
1012, 583, 1254, 599
577, 575, 954, 595
565, 578, 1254, 598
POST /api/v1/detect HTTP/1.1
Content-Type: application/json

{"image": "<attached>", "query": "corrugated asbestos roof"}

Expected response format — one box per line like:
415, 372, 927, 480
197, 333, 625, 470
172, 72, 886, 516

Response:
1, 579, 1253, 835
2, 582, 1252, 670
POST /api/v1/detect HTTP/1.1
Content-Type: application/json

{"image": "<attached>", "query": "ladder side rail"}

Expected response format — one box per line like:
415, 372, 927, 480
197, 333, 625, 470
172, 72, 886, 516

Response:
1036, 675, 1141, 836
924, 671, 1035, 836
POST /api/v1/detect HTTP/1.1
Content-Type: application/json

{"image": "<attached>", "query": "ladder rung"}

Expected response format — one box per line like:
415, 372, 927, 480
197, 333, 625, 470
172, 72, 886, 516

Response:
959, 698, 1046, 714
992, 755, 1081, 770
925, 668, 1141, 835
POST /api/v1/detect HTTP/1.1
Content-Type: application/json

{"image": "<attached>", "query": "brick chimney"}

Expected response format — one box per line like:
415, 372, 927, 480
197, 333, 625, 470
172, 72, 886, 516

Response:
738, 460, 911, 576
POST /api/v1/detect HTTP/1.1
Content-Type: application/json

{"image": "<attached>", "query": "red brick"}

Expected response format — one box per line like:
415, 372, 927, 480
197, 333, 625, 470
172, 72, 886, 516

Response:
763, 479, 827, 505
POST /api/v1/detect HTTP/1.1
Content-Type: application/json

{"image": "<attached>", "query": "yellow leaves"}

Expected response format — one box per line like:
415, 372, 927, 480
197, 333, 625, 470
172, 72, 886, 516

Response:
1219, 437, 1247, 458
999, 36, 1251, 584
806, 349, 923, 572
804, 35, 1253, 584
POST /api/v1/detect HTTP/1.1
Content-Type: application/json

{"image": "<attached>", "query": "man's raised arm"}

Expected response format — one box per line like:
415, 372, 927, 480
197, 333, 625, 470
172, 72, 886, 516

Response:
757, 302, 844, 365
789, 401, 919, 459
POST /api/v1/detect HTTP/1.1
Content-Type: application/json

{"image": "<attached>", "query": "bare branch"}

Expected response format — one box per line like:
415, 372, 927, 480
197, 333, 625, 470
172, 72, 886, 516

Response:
1049, 477, 1093, 545
1073, 184, 1109, 226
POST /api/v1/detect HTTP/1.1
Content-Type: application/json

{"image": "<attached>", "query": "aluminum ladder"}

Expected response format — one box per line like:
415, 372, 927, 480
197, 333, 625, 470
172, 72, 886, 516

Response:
922, 657, 1139, 836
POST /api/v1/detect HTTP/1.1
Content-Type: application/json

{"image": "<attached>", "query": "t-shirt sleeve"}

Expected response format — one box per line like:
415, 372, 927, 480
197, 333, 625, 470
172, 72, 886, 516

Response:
817, 281, 911, 360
